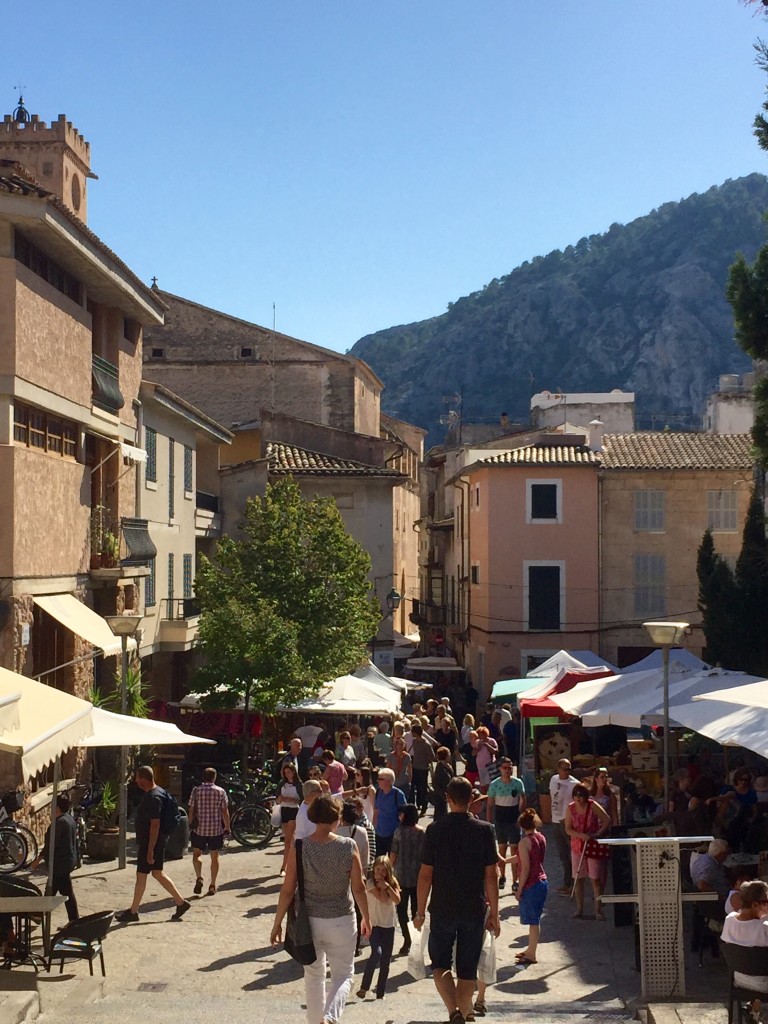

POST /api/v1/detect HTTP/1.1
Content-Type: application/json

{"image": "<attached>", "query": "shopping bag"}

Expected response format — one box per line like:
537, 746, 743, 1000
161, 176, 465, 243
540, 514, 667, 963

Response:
407, 920, 429, 980
271, 803, 282, 828
283, 840, 317, 966
478, 929, 497, 985
585, 837, 611, 859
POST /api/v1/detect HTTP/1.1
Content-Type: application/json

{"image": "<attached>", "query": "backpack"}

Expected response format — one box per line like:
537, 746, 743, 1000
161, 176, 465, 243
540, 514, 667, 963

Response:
158, 787, 182, 835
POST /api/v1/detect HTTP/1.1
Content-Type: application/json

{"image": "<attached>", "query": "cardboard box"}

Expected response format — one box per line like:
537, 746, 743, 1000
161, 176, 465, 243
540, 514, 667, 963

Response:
631, 752, 660, 771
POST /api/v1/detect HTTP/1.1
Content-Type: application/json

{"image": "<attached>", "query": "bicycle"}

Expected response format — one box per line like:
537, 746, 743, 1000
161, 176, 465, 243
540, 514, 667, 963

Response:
0, 791, 37, 865
0, 826, 27, 873
229, 792, 279, 849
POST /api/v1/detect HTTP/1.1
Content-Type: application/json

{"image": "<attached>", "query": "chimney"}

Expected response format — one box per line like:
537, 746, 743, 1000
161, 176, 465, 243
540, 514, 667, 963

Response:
500, 412, 510, 431
588, 418, 604, 452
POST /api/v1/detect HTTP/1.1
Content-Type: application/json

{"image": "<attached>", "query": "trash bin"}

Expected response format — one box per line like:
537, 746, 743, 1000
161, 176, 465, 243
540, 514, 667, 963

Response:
164, 806, 190, 860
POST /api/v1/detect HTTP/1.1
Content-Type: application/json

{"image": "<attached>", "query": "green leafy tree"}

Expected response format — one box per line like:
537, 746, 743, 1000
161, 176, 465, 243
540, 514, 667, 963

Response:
734, 486, 768, 674
193, 478, 381, 766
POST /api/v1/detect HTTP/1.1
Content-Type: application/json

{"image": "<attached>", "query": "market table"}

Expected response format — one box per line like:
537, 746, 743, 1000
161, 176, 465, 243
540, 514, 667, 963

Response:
0, 894, 65, 970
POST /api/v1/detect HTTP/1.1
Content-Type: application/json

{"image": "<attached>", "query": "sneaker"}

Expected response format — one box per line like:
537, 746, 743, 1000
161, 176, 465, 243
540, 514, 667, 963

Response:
193, 877, 203, 895
498, 876, 506, 889
356, 989, 367, 999
115, 909, 139, 923
173, 900, 191, 920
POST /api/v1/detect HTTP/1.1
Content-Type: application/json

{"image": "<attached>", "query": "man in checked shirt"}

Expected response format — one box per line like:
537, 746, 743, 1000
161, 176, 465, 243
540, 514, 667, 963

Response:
188, 768, 230, 895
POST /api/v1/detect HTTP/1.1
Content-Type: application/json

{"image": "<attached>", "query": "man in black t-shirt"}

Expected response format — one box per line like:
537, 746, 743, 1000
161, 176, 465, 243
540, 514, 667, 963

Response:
415, 777, 500, 1024
115, 766, 190, 923
32, 794, 79, 920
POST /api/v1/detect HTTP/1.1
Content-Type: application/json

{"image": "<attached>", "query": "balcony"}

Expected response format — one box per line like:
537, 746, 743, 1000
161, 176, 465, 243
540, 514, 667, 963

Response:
90, 515, 154, 582
410, 599, 446, 627
158, 598, 200, 651
195, 490, 222, 537
91, 354, 124, 414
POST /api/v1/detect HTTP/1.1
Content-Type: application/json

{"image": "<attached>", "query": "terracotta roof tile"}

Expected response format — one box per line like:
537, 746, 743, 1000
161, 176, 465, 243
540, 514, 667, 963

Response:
266, 441, 403, 477
481, 444, 600, 467
601, 432, 753, 470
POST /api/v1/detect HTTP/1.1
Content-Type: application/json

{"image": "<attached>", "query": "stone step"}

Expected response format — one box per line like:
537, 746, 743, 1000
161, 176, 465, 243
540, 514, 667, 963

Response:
0, 991, 39, 1024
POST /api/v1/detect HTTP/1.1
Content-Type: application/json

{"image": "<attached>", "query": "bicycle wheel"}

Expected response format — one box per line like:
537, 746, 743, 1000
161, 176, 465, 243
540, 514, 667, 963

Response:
0, 828, 27, 873
13, 823, 38, 863
230, 805, 275, 849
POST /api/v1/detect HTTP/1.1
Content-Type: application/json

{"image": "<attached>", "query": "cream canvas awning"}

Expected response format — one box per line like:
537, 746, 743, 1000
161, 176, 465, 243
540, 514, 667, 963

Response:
0, 668, 93, 779
0, 691, 21, 736
34, 594, 136, 657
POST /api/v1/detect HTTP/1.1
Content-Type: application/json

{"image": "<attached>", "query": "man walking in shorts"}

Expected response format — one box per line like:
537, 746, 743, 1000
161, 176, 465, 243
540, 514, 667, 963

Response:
115, 766, 190, 923
549, 758, 578, 895
487, 758, 525, 891
415, 777, 500, 1024
188, 767, 230, 896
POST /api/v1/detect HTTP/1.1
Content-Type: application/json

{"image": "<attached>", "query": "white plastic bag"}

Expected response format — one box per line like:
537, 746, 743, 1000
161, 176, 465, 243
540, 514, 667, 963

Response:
407, 920, 429, 980
270, 803, 282, 828
478, 929, 497, 985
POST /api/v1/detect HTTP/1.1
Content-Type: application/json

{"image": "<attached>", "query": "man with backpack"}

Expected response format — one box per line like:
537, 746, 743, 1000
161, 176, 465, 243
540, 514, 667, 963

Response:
116, 765, 190, 923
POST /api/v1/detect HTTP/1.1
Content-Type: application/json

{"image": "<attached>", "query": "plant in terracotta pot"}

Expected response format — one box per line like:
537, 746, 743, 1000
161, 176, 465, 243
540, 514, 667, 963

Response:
100, 531, 120, 568
85, 780, 119, 860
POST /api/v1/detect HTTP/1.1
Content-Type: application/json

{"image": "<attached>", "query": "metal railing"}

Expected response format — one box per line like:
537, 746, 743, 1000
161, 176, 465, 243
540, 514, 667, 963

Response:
161, 597, 200, 621
195, 491, 220, 513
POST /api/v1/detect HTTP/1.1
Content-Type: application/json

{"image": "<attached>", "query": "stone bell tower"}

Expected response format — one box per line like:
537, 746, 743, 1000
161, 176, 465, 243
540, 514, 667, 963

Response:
0, 96, 97, 222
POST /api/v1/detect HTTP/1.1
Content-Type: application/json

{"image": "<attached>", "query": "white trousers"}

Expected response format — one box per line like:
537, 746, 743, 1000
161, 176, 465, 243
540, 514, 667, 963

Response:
304, 914, 356, 1024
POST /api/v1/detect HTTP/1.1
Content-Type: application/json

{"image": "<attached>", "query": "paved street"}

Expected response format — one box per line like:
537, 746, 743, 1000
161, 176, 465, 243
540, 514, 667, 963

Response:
0, 825, 731, 1024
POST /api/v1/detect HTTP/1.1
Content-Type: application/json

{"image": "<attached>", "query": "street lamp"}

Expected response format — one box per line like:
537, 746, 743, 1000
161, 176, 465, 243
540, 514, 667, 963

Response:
385, 588, 402, 615
105, 614, 143, 870
643, 619, 689, 815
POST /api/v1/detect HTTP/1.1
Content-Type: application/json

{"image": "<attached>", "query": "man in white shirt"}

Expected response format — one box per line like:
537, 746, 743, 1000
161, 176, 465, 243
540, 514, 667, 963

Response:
549, 758, 579, 895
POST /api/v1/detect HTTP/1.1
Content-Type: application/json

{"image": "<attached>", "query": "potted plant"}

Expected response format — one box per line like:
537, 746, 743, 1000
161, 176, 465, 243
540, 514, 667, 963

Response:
100, 530, 120, 568
85, 780, 119, 860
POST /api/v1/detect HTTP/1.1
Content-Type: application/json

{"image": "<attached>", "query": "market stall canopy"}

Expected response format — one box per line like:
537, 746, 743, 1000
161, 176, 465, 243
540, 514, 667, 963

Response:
390, 676, 433, 692
0, 691, 20, 736
81, 708, 216, 746
692, 676, 768, 710
527, 650, 618, 678
622, 648, 709, 674
0, 669, 93, 779
404, 657, 465, 673
280, 673, 400, 715
354, 661, 405, 693
490, 678, 544, 701
33, 594, 136, 657
519, 668, 614, 719
668, 691, 768, 759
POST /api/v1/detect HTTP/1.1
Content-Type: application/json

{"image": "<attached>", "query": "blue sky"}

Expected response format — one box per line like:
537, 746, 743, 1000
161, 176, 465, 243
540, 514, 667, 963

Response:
8, 1, 768, 352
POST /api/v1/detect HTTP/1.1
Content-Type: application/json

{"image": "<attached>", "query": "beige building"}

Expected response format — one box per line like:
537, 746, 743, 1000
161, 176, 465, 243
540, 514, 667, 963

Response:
531, 389, 635, 433
0, 101, 165, 797
598, 431, 754, 667
703, 373, 755, 434
137, 382, 232, 702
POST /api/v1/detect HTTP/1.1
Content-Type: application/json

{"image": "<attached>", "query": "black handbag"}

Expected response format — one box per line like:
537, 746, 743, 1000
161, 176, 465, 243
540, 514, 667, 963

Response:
284, 839, 317, 965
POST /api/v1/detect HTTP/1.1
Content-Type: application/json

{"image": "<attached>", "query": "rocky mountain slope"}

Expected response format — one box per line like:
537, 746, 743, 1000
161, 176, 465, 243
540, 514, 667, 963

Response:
350, 174, 768, 443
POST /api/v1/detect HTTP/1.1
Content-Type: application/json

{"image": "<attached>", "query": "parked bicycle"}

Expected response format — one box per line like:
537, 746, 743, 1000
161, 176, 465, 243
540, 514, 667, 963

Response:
0, 791, 37, 868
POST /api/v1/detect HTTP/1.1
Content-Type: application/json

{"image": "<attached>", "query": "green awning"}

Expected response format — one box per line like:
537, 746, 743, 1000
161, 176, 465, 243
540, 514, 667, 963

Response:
490, 678, 544, 701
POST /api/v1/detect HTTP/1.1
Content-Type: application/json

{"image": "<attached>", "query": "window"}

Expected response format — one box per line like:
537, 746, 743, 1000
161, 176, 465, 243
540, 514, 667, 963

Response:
526, 479, 561, 523
634, 554, 665, 617
526, 562, 563, 630
240, 347, 253, 358
168, 438, 175, 519
708, 489, 738, 532
474, 485, 480, 508
634, 490, 665, 531
144, 559, 156, 608
150, 348, 165, 359
470, 564, 480, 585
184, 445, 193, 492
14, 230, 80, 304
145, 427, 157, 482
183, 554, 193, 599
13, 402, 78, 459
168, 553, 175, 606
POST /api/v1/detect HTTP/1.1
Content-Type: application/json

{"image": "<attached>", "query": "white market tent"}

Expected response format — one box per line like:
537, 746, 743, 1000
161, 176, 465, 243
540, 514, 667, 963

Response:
622, 648, 710, 674
550, 665, 699, 725
527, 649, 618, 677
281, 673, 400, 716
0, 690, 21, 737
668, 694, 768, 760
82, 707, 216, 747
692, 677, 768, 710
354, 661, 406, 694
404, 656, 465, 674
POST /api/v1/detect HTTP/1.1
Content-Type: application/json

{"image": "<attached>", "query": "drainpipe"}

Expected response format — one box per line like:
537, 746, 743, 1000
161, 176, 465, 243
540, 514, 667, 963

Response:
133, 399, 143, 519
453, 475, 471, 660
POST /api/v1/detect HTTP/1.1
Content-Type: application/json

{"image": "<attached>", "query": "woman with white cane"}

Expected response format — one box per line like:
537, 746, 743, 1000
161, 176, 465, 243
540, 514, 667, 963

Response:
564, 784, 611, 920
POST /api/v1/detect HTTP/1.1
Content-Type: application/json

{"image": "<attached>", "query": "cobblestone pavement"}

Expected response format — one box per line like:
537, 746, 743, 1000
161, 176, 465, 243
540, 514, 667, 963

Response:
0, 826, 731, 1024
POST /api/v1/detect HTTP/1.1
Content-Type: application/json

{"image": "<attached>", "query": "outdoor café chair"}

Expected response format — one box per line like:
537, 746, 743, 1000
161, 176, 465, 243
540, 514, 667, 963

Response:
720, 940, 768, 1024
46, 910, 114, 976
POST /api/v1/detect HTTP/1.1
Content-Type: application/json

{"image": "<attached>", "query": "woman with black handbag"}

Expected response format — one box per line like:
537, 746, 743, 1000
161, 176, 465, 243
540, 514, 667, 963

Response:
271, 795, 370, 1024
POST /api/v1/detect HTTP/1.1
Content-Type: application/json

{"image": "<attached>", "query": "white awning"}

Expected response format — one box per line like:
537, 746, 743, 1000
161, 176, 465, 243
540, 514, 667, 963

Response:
34, 594, 136, 657
0, 668, 94, 779
81, 708, 216, 746
0, 692, 21, 736
120, 442, 147, 464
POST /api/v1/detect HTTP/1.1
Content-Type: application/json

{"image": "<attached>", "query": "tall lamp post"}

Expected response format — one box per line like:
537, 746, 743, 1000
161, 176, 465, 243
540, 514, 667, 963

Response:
370, 588, 402, 669
642, 620, 689, 815
105, 614, 143, 870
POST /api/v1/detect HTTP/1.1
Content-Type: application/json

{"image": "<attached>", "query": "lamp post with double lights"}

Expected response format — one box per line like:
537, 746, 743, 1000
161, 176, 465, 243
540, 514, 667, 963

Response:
105, 614, 144, 870
642, 620, 689, 814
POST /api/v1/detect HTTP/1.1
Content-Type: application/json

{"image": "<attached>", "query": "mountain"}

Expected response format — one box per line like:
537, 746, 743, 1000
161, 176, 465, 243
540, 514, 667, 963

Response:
350, 174, 768, 444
